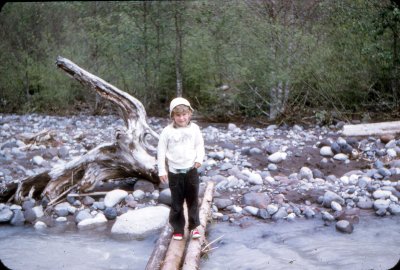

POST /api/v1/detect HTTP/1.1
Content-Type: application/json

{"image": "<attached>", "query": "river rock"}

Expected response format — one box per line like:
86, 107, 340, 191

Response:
0, 207, 13, 222
77, 213, 107, 230
132, 190, 145, 200
331, 201, 342, 211
75, 210, 92, 223
271, 207, 288, 220
323, 190, 345, 207
357, 197, 374, 209
32, 205, 44, 219
104, 207, 118, 220
242, 192, 270, 209
214, 198, 233, 210
373, 199, 390, 210
111, 205, 169, 239
268, 152, 287, 163
299, 167, 313, 180
388, 203, 400, 215
320, 146, 334, 157
158, 188, 172, 206
303, 207, 316, 219
333, 153, 348, 161
10, 209, 25, 226
104, 189, 128, 208
373, 190, 392, 200
266, 204, 278, 215
336, 220, 353, 233
23, 208, 37, 223
34, 221, 47, 230
54, 202, 72, 217
134, 180, 155, 193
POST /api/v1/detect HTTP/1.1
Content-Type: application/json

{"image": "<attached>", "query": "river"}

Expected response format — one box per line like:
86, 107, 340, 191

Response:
0, 214, 399, 270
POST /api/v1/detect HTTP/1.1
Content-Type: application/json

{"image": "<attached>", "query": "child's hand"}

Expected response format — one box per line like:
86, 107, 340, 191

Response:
194, 162, 201, 169
159, 175, 168, 184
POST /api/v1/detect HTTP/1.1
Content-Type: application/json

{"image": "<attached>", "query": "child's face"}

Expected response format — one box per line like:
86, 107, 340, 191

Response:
172, 111, 191, 127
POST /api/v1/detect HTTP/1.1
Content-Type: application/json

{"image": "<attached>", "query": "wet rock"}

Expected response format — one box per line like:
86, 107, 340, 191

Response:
78, 213, 107, 230
34, 221, 47, 230
23, 208, 37, 223
336, 220, 353, 233
32, 205, 44, 218
388, 204, 400, 215
104, 207, 118, 220
0, 207, 13, 222
271, 207, 287, 220
111, 206, 169, 239
104, 189, 128, 208
75, 210, 92, 223
257, 209, 271, 219
10, 209, 25, 226
321, 211, 335, 222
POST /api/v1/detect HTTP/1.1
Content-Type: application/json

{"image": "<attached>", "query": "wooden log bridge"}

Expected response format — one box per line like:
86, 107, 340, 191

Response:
146, 181, 215, 270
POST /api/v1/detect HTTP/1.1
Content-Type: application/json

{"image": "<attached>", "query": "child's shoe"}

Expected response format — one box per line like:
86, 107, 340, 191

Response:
173, 233, 183, 240
191, 229, 201, 239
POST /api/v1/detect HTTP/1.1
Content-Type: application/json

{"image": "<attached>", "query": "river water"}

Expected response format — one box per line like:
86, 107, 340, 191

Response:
201, 214, 400, 270
0, 215, 399, 270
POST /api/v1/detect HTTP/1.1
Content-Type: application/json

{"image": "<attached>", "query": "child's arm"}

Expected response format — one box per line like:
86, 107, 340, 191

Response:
157, 129, 168, 183
194, 125, 205, 167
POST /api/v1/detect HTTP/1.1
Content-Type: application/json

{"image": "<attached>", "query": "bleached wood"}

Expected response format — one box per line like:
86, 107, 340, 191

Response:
0, 56, 160, 203
145, 225, 174, 270
182, 181, 215, 270
342, 121, 400, 136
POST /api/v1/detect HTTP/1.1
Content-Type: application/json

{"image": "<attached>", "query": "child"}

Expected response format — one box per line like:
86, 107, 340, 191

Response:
157, 97, 205, 240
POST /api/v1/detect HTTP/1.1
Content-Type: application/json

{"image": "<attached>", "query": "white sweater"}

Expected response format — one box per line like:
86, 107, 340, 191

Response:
157, 122, 205, 176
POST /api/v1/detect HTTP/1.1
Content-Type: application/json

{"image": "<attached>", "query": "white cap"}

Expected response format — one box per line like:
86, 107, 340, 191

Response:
169, 97, 194, 116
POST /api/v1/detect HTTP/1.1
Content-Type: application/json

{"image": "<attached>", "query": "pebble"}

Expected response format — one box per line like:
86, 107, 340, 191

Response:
1, 113, 400, 235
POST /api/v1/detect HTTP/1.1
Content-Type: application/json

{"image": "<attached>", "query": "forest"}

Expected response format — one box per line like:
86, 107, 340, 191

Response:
0, 0, 399, 124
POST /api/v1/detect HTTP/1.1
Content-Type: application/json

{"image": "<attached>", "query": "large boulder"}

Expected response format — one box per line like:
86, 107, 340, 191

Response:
111, 205, 170, 240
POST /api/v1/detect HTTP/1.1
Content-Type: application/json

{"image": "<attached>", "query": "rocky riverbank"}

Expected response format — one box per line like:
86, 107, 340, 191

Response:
1, 113, 400, 238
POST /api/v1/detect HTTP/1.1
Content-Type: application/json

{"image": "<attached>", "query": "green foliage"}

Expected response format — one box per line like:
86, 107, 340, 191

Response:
0, 1, 399, 121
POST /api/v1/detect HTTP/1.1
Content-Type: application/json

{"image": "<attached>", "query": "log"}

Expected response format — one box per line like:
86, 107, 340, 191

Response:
342, 121, 400, 136
152, 181, 215, 270
182, 181, 215, 270
0, 56, 160, 204
161, 203, 190, 270
145, 225, 173, 270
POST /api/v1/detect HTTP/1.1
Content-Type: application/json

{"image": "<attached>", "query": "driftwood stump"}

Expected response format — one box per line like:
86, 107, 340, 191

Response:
0, 56, 160, 204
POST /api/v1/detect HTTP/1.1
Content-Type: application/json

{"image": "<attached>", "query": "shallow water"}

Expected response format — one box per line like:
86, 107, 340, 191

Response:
201, 215, 400, 270
0, 224, 156, 270
0, 215, 399, 270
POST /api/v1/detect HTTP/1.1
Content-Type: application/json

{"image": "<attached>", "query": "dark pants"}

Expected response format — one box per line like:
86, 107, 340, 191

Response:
168, 168, 200, 234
